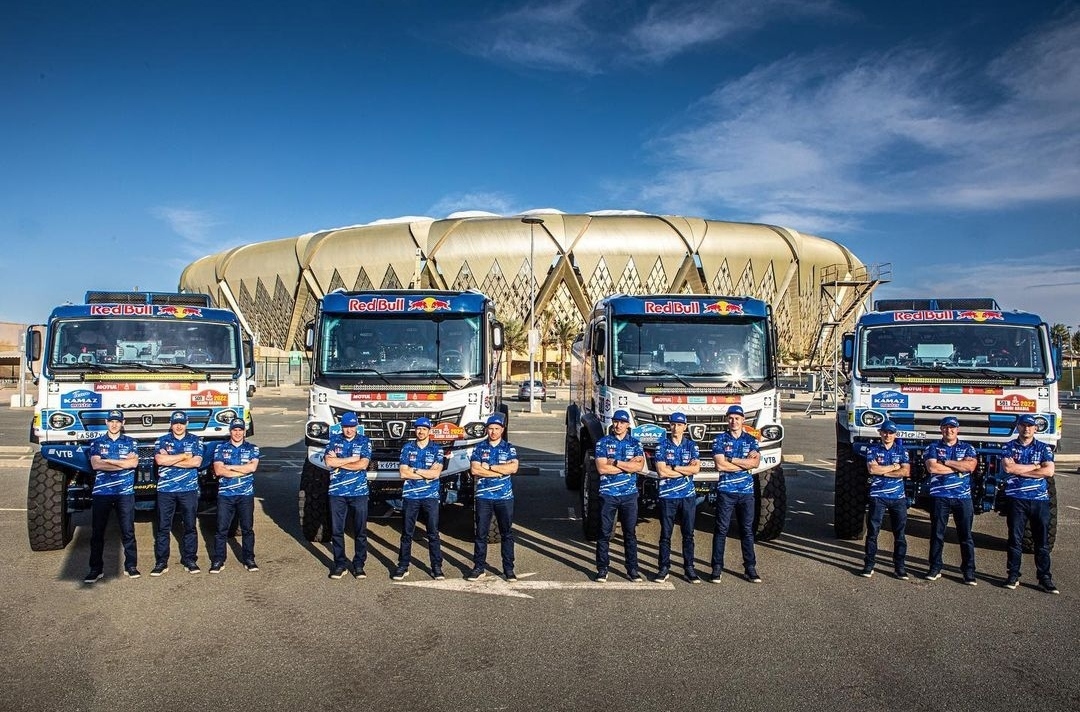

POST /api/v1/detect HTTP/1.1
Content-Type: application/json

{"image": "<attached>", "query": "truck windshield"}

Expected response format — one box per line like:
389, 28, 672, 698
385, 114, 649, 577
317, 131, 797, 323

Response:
612, 318, 770, 381
859, 324, 1047, 375
50, 318, 240, 370
320, 315, 482, 379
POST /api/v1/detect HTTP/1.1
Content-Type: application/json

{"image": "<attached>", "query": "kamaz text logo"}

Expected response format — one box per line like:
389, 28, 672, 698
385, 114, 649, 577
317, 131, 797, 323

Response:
348, 297, 405, 312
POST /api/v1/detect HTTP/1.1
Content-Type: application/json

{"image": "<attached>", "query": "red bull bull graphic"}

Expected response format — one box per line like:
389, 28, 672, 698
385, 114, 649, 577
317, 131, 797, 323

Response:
407, 296, 452, 312
154, 305, 203, 319
702, 300, 744, 315
954, 309, 1004, 322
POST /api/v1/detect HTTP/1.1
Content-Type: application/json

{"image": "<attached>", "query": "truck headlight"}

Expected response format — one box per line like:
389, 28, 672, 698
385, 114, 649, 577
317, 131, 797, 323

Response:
307, 421, 330, 440
860, 411, 885, 427
759, 425, 783, 442
464, 422, 487, 438
49, 412, 76, 430
215, 409, 238, 426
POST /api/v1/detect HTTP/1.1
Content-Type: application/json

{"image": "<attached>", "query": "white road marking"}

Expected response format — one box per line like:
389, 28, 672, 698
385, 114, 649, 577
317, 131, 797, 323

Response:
395, 572, 673, 598
0, 507, 28, 512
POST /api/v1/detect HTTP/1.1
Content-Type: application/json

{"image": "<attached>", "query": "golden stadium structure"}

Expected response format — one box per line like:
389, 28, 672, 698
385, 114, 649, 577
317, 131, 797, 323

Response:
179, 210, 887, 368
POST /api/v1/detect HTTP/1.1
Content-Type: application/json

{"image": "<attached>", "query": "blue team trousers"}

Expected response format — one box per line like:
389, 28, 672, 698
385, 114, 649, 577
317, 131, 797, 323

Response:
657, 495, 696, 573
711, 491, 756, 573
473, 497, 515, 572
864, 496, 907, 570
1005, 497, 1052, 581
398, 498, 442, 569
928, 496, 975, 577
155, 490, 199, 566
89, 494, 137, 572
596, 493, 639, 573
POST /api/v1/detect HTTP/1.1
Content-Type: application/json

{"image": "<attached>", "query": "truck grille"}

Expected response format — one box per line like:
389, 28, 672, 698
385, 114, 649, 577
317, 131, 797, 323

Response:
330, 405, 465, 452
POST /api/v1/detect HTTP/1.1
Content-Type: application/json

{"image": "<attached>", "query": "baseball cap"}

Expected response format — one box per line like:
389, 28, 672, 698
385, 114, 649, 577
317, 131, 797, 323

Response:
169, 411, 188, 424
726, 405, 745, 417
340, 412, 359, 427
611, 409, 630, 422
229, 418, 246, 430
878, 420, 898, 433
106, 409, 124, 422
1016, 414, 1037, 426
669, 412, 687, 424
414, 416, 433, 428
486, 413, 506, 426
939, 416, 960, 428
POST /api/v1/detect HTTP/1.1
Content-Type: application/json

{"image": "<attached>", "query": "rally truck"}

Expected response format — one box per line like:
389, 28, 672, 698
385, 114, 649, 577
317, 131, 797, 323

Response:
25, 291, 256, 551
299, 289, 506, 541
564, 294, 786, 541
834, 298, 1062, 547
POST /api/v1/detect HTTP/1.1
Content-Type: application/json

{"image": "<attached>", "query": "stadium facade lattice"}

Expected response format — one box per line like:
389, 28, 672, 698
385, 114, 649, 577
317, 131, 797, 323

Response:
178, 210, 881, 365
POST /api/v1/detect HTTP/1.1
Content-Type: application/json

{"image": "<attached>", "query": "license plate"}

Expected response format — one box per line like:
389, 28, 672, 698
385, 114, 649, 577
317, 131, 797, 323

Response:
376, 460, 400, 470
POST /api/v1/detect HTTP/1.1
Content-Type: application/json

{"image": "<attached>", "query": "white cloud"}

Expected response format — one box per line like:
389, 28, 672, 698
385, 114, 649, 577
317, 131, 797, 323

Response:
151, 206, 220, 246
458, 0, 603, 74
639, 10, 1080, 218
428, 191, 519, 218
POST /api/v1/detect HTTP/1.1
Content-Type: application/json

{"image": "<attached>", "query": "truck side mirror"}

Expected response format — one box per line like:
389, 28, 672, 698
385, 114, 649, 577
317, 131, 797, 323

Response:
304, 322, 315, 351
842, 333, 854, 364
26, 326, 43, 379
491, 322, 504, 351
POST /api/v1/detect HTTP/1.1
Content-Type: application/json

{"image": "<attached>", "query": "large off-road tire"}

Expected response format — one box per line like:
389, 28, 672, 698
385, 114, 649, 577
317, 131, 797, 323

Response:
581, 452, 601, 542
1021, 477, 1057, 553
753, 467, 787, 541
298, 462, 331, 542
27, 453, 73, 551
564, 429, 583, 491
834, 441, 867, 539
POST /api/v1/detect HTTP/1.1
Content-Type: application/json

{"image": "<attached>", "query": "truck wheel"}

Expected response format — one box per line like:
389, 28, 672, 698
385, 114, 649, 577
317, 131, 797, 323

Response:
753, 467, 787, 541
834, 441, 866, 539
581, 452, 601, 542
298, 462, 331, 542
27, 453, 73, 551
564, 430, 583, 490
1022, 477, 1056, 553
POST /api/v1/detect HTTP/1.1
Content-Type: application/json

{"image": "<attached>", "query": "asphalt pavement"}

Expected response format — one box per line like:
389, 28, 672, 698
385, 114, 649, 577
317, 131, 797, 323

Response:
0, 387, 1077, 712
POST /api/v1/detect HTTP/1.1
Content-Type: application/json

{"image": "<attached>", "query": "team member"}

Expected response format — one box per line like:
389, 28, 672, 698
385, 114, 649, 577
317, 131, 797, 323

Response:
152, 411, 204, 575
923, 416, 978, 584
323, 412, 372, 580
393, 417, 445, 581
860, 420, 910, 579
466, 413, 519, 581
593, 409, 645, 583
84, 410, 140, 583
210, 419, 261, 574
653, 412, 701, 583
1000, 414, 1058, 593
710, 404, 762, 583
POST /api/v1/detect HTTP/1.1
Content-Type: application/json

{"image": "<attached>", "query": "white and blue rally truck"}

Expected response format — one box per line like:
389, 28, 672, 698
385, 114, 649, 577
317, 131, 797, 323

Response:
25, 291, 255, 551
299, 289, 506, 541
565, 294, 787, 541
834, 298, 1062, 547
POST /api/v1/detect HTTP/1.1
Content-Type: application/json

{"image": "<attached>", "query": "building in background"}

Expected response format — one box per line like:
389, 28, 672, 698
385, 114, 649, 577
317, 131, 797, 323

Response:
179, 210, 884, 376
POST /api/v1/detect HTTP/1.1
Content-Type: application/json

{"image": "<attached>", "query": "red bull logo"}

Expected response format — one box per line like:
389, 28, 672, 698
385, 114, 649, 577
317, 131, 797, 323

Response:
156, 305, 203, 319
954, 309, 1004, 322
348, 297, 405, 312
702, 300, 743, 316
644, 301, 699, 314
90, 304, 154, 316
407, 296, 452, 312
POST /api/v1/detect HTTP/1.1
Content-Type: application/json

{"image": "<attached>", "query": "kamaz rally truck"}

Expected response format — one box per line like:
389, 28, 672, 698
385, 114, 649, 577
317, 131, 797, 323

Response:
565, 294, 786, 541
25, 291, 256, 551
834, 298, 1062, 546
299, 289, 505, 541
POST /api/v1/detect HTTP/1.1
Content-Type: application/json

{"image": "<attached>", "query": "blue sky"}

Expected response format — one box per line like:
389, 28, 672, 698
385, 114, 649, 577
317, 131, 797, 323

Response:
3, 1, 1079, 329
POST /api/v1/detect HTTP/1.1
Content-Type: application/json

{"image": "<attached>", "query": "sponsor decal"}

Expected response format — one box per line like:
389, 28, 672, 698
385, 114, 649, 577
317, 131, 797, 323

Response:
428, 422, 464, 441
94, 382, 199, 391
350, 392, 445, 402
994, 394, 1037, 413
631, 423, 666, 446
89, 304, 154, 316
871, 390, 908, 409
702, 300, 744, 315
651, 395, 741, 405
61, 389, 102, 409
925, 405, 981, 411
191, 389, 228, 406
116, 401, 178, 408
900, 385, 1003, 395
407, 297, 452, 312
643, 300, 700, 315
954, 310, 1004, 322
156, 305, 203, 319
347, 296, 406, 312
892, 309, 1005, 322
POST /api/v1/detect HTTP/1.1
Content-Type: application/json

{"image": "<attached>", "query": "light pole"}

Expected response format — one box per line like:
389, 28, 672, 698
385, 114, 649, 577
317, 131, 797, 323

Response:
522, 216, 544, 413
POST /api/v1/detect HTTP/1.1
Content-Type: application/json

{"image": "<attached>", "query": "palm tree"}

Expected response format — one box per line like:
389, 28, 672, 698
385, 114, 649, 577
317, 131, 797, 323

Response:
550, 315, 580, 385
1050, 323, 1070, 347
500, 316, 527, 383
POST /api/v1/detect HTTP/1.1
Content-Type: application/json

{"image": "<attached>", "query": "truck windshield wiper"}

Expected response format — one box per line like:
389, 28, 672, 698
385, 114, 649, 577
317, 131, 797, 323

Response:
338, 368, 392, 385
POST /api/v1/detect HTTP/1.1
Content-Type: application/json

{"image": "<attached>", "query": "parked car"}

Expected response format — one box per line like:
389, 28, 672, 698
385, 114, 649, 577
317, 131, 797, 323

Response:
517, 379, 547, 402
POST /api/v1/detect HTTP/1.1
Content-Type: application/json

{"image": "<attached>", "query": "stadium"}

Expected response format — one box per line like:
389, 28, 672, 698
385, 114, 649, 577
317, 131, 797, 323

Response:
178, 210, 886, 372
